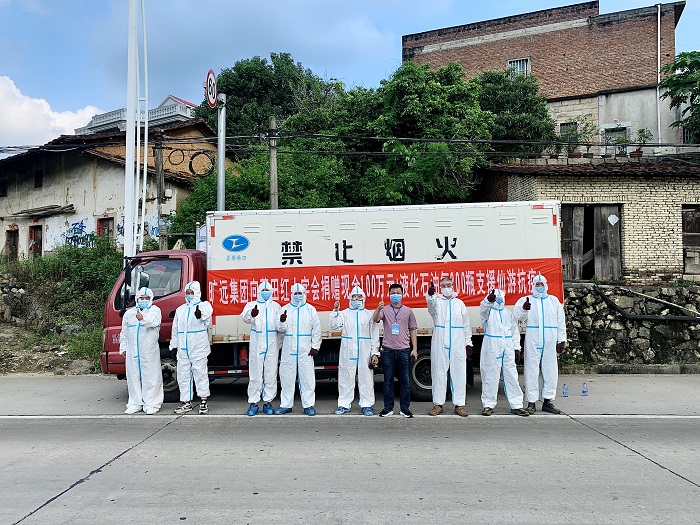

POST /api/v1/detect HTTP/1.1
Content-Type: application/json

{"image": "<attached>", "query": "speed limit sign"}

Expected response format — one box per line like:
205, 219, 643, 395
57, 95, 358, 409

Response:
205, 69, 217, 108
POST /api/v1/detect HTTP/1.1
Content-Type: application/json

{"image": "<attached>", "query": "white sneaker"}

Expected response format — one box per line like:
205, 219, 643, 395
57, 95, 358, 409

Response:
125, 406, 141, 414
145, 407, 159, 415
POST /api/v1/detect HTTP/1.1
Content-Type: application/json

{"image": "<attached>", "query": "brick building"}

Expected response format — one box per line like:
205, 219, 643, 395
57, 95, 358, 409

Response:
476, 155, 700, 284
403, 1, 687, 150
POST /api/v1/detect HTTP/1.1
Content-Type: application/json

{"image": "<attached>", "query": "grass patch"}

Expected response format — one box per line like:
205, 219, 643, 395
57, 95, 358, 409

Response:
65, 325, 103, 362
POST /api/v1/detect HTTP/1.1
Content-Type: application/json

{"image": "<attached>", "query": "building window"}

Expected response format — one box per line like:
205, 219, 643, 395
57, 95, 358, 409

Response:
34, 169, 43, 188
559, 122, 578, 135
507, 58, 530, 76
682, 205, 700, 274
682, 127, 698, 145
0, 179, 7, 198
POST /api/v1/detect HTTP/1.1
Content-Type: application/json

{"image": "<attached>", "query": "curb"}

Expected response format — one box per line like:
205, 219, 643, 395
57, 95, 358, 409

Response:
559, 363, 700, 374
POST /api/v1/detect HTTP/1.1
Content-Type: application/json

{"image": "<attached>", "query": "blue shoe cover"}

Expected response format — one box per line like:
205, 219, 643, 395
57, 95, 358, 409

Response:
262, 402, 274, 415
275, 407, 292, 415
362, 407, 374, 416
247, 404, 259, 416
304, 406, 317, 416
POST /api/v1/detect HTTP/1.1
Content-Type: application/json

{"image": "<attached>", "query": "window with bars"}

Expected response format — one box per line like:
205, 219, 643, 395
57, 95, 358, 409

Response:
507, 58, 530, 76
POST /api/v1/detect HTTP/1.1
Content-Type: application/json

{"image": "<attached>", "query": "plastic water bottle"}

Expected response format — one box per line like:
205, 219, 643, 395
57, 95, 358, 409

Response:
582, 382, 588, 396
562, 383, 569, 397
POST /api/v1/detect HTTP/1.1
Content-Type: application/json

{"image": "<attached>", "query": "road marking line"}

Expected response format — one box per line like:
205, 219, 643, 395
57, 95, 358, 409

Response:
1, 414, 699, 419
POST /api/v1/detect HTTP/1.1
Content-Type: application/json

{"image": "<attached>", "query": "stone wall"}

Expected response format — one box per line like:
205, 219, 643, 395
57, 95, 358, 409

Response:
563, 283, 700, 366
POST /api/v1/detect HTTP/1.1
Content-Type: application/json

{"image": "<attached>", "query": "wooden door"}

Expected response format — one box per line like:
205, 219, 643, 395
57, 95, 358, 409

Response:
593, 205, 621, 281
29, 225, 43, 258
561, 206, 584, 280
5, 230, 18, 261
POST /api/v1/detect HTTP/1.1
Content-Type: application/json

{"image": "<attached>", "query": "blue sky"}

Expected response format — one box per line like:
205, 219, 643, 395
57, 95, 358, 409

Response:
0, 0, 697, 150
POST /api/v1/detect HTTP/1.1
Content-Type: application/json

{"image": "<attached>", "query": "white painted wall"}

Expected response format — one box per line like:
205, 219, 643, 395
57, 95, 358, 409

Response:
0, 153, 189, 258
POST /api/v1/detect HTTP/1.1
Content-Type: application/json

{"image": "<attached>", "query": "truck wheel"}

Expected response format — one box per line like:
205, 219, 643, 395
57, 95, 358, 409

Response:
409, 347, 432, 402
161, 359, 180, 403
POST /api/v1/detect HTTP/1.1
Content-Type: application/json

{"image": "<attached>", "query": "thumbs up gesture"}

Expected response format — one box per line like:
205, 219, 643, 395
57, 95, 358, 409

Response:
194, 305, 202, 319
523, 297, 531, 311
280, 310, 287, 323
427, 282, 435, 296
251, 304, 259, 317
487, 289, 496, 303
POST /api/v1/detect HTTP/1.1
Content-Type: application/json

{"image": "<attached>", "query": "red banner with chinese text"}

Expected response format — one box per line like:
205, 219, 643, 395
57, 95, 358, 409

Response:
207, 257, 562, 315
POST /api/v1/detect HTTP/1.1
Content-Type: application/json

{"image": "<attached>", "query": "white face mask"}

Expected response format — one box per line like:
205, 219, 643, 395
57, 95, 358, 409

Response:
441, 287, 453, 298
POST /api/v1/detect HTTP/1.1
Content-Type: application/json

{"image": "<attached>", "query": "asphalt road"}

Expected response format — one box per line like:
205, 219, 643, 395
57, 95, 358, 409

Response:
1, 373, 699, 524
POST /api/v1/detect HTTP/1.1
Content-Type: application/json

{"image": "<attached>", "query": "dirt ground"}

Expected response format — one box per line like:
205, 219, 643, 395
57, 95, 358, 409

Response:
0, 322, 97, 375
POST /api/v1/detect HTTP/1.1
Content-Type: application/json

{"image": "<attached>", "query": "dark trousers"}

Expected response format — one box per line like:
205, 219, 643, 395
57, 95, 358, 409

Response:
382, 348, 410, 412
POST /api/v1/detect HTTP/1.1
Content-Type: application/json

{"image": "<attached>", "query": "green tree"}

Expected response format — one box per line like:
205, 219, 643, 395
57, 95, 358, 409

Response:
659, 51, 700, 143
473, 69, 556, 157
194, 53, 342, 139
359, 61, 491, 204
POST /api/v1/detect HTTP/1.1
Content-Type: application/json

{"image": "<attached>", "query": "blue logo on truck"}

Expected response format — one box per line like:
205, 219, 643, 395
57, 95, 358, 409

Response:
222, 235, 250, 252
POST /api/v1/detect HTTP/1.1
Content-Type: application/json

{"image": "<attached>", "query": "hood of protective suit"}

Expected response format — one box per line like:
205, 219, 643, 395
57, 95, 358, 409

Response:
136, 287, 154, 308
532, 274, 549, 298
185, 281, 202, 303
492, 288, 506, 310
258, 280, 272, 301
291, 283, 307, 306
349, 285, 366, 309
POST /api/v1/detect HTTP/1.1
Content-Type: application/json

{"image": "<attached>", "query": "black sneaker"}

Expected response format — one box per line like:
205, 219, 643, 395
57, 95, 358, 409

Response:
400, 410, 414, 418
510, 408, 529, 417
525, 402, 537, 415
541, 400, 561, 414
378, 408, 394, 417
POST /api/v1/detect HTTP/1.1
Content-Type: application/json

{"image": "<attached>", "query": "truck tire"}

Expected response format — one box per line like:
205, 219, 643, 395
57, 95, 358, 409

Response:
161, 358, 180, 403
409, 346, 433, 402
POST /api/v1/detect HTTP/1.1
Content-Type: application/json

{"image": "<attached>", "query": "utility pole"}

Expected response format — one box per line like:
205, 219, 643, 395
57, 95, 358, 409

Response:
269, 116, 278, 210
217, 93, 226, 211
154, 130, 167, 250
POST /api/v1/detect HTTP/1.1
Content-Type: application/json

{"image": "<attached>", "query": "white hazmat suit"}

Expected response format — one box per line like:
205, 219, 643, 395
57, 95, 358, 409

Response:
426, 288, 472, 407
241, 281, 284, 405
330, 286, 380, 410
119, 287, 163, 414
170, 281, 213, 402
514, 275, 567, 403
278, 283, 322, 410
480, 290, 524, 410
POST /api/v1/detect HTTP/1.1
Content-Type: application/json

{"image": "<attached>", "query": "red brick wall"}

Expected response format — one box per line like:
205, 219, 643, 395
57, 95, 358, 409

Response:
403, 2, 679, 100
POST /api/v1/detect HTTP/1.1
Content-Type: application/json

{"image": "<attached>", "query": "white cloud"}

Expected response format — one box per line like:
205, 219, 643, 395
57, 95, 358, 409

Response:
0, 76, 103, 152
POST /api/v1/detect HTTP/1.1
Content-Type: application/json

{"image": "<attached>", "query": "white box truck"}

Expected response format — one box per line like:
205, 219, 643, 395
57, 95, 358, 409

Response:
102, 201, 563, 402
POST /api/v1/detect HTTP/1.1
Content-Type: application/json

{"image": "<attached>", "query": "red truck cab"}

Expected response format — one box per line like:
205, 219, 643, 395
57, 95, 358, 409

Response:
101, 250, 206, 400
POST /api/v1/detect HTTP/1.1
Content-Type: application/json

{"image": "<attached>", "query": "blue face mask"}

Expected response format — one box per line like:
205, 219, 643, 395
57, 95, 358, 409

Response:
260, 291, 271, 301
137, 300, 149, 309
185, 295, 194, 304
535, 286, 545, 294
350, 300, 362, 310
292, 294, 303, 306
495, 297, 504, 305
389, 294, 402, 305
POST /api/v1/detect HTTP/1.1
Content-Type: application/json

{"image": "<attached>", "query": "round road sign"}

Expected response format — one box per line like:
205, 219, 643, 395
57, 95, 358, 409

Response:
205, 69, 217, 108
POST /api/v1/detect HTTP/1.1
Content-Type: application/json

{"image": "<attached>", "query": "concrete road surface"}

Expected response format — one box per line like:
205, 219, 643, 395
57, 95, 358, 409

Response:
1, 373, 699, 524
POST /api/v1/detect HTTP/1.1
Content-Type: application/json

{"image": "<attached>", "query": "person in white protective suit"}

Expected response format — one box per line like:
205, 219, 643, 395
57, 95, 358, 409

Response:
241, 280, 284, 416
119, 287, 163, 415
170, 281, 214, 415
514, 274, 567, 415
275, 283, 322, 416
479, 289, 529, 416
425, 276, 472, 417
330, 285, 380, 416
